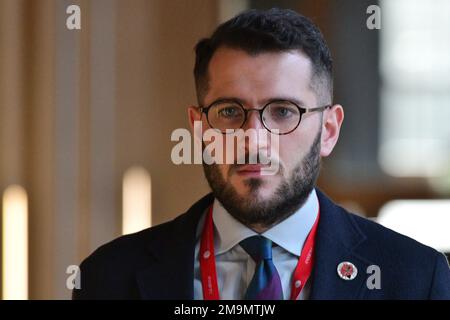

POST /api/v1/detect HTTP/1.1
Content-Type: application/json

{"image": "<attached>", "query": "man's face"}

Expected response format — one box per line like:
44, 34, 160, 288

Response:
191, 47, 326, 230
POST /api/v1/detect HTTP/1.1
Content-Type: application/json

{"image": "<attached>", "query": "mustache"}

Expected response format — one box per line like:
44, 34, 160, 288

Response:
228, 151, 282, 174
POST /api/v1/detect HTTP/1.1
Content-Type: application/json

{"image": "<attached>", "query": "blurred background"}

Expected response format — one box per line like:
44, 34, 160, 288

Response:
0, 0, 449, 299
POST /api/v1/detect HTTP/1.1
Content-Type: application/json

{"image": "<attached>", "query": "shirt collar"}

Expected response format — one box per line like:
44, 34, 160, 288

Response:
212, 188, 319, 257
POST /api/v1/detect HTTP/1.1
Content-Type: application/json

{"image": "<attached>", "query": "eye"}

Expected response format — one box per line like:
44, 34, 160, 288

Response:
270, 106, 296, 118
275, 107, 291, 117
217, 106, 242, 118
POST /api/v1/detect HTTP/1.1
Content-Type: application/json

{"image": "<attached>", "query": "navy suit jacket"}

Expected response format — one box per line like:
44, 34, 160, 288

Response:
73, 190, 450, 299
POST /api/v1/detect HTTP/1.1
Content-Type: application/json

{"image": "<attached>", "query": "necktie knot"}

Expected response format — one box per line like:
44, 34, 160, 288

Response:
240, 235, 272, 262
239, 235, 283, 299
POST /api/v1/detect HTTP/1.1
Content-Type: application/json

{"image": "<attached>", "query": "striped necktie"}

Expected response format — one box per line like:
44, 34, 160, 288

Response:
240, 235, 284, 300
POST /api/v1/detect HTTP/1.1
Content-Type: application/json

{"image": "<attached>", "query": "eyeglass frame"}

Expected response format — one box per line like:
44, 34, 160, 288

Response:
198, 98, 331, 135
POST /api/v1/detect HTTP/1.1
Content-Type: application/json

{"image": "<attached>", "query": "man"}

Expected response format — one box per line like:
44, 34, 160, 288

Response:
73, 8, 450, 300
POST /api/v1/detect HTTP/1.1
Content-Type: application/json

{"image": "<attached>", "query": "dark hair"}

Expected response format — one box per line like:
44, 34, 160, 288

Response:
194, 8, 333, 105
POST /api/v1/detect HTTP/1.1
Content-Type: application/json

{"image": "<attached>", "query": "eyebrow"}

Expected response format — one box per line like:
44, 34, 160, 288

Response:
206, 96, 308, 107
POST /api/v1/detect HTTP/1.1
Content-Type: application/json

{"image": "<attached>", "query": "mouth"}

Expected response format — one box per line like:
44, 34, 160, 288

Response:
235, 164, 267, 177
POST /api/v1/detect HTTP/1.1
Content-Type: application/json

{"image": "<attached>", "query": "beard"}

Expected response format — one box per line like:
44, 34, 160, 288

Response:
202, 129, 322, 230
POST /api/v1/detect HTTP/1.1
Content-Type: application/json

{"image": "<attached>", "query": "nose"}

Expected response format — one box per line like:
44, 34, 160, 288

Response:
241, 109, 270, 159
242, 109, 265, 131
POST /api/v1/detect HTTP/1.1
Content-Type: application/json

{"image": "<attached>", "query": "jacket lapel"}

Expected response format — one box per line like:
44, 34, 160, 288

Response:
310, 190, 374, 299
136, 193, 214, 299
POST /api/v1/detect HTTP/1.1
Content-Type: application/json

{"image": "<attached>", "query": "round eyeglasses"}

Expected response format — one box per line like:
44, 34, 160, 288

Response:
199, 99, 331, 135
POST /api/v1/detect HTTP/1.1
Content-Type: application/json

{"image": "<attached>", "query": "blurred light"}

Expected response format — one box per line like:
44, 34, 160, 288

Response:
122, 166, 151, 235
379, 0, 450, 178
2, 185, 28, 300
378, 200, 450, 252
379, 138, 449, 177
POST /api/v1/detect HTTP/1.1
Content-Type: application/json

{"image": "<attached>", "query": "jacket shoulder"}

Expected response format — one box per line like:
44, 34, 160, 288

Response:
73, 217, 180, 299
73, 193, 212, 299
346, 210, 450, 299
89, 219, 176, 261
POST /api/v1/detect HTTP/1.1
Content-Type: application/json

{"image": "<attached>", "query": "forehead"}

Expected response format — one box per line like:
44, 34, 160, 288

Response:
205, 47, 315, 105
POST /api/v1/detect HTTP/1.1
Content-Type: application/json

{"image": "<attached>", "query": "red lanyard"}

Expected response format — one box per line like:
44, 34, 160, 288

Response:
199, 204, 320, 300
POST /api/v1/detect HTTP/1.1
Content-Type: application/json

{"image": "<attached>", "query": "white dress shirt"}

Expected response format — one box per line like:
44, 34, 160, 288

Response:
193, 188, 319, 300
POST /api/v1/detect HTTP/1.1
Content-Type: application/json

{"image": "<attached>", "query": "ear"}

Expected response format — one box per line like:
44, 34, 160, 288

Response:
320, 104, 344, 157
187, 106, 202, 132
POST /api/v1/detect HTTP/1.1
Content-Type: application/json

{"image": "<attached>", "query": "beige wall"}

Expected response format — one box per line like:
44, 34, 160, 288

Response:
0, 0, 247, 299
